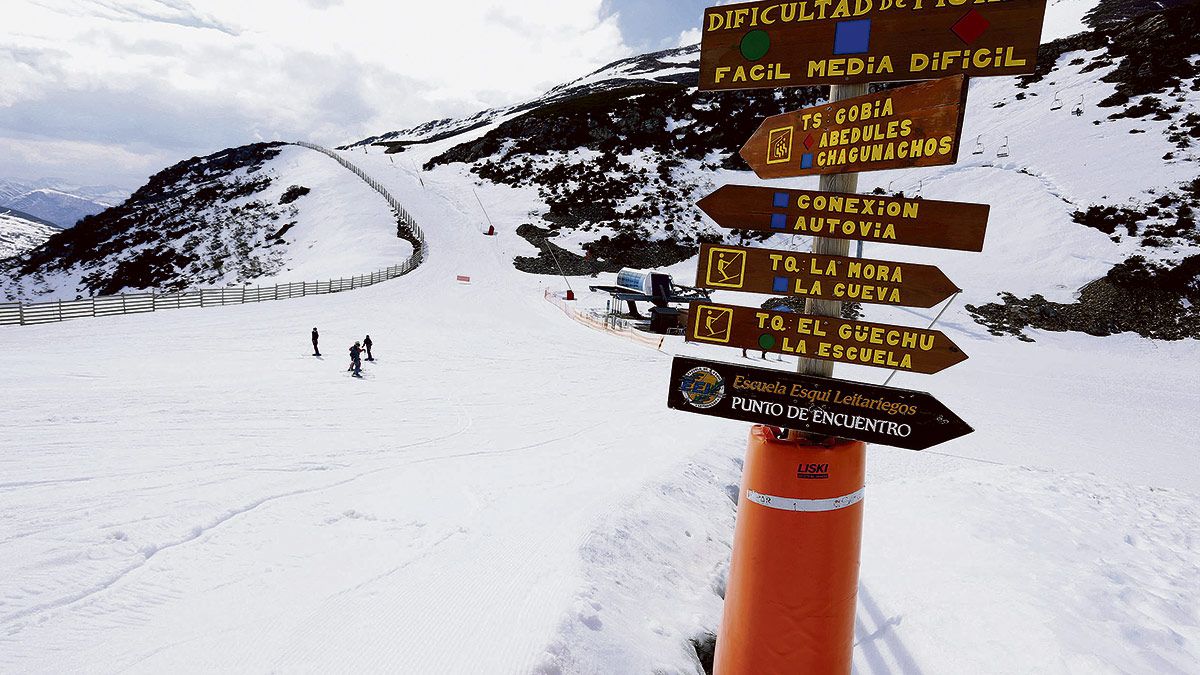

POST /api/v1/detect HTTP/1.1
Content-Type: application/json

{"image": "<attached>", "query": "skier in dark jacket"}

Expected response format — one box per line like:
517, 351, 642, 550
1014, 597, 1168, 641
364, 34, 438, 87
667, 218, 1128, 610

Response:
348, 341, 363, 377
312, 327, 320, 356
363, 335, 373, 361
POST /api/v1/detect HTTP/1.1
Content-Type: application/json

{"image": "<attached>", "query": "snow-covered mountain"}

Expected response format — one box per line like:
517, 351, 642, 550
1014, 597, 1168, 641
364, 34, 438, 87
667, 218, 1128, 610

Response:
0, 143, 413, 301
0, 208, 61, 260
345, 0, 1200, 342
0, 178, 126, 228
3, 188, 109, 229
10, 0, 1196, 343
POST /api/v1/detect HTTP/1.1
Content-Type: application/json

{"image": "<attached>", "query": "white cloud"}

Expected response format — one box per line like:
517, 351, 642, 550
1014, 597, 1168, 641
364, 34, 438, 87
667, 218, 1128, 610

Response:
0, 0, 632, 188
675, 27, 701, 48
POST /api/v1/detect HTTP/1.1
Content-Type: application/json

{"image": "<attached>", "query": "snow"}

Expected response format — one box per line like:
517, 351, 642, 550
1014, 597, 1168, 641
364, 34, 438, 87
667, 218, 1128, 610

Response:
0, 210, 59, 259
2, 129, 1197, 672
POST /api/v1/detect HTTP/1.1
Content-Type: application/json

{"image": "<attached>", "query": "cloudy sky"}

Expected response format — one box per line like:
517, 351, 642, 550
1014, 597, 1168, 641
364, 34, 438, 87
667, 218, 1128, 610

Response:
1, 0, 710, 191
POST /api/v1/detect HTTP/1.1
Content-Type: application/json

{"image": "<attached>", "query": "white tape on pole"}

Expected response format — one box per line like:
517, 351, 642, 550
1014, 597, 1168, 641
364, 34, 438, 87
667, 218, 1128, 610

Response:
745, 488, 865, 513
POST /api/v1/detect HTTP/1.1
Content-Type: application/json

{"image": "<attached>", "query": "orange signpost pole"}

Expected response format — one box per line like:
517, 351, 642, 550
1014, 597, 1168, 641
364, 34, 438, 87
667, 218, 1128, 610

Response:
714, 426, 866, 673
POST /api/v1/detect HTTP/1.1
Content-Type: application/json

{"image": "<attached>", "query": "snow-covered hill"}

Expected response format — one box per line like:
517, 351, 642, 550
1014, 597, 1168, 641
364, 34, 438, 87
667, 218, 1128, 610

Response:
347, 0, 1200, 342
0, 208, 60, 259
0, 144, 413, 301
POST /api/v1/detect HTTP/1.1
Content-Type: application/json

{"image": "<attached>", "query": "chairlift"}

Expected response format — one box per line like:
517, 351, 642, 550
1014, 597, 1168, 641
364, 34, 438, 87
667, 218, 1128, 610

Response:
916, 179, 923, 197
996, 136, 1010, 158
971, 134, 984, 155
1072, 95, 1084, 117
1050, 91, 1063, 111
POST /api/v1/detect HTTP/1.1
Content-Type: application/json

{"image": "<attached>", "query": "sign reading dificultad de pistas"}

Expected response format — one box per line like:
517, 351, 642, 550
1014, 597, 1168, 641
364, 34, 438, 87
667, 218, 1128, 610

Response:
699, 0, 1047, 90
667, 356, 972, 450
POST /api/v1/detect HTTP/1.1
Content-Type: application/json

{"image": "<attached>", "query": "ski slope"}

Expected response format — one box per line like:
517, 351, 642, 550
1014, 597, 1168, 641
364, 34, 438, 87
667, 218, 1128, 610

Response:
2, 137, 1198, 674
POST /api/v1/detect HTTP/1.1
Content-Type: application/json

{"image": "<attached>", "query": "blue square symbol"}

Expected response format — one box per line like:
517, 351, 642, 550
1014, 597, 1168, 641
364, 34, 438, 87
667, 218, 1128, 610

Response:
833, 19, 871, 55
800, 153, 814, 169
773, 191, 789, 208
773, 276, 790, 293
771, 213, 788, 230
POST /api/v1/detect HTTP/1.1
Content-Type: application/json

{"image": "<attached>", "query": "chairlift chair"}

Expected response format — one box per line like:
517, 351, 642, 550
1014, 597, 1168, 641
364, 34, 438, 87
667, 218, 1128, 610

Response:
971, 134, 984, 155
1072, 95, 1084, 117
1050, 91, 1063, 111
996, 136, 1010, 158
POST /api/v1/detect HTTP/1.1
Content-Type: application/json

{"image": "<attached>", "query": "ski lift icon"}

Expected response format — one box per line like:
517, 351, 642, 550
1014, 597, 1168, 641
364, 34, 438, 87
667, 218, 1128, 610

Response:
996, 136, 1010, 158
972, 134, 984, 155
1050, 91, 1063, 111
1072, 95, 1084, 116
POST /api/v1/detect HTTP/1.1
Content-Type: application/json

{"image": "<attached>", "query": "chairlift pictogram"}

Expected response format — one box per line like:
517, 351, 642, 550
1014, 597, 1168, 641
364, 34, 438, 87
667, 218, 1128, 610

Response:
996, 136, 1010, 158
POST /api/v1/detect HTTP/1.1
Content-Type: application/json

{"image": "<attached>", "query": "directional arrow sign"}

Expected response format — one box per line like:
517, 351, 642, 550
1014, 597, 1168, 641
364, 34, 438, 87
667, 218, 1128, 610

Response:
686, 301, 967, 374
699, 0, 1047, 91
694, 243, 959, 308
667, 356, 972, 450
698, 184, 989, 252
741, 75, 969, 179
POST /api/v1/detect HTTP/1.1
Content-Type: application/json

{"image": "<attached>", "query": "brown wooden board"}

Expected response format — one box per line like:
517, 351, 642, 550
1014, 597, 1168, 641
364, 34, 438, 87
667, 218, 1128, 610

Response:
699, 0, 1047, 91
666, 356, 972, 450
694, 243, 959, 308
685, 301, 967, 374
741, 75, 969, 178
698, 184, 989, 251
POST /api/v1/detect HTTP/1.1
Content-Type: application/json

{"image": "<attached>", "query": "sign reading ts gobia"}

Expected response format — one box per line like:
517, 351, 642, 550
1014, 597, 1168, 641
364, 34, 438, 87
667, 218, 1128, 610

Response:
686, 301, 967, 374
698, 184, 989, 251
741, 75, 969, 178
694, 243, 959, 308
699, 0, 1047, 91
666, 356, 972, 450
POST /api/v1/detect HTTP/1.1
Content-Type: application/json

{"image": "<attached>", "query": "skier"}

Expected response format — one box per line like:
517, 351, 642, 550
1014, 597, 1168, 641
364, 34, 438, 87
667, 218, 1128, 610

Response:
312, 327, 320, 356
348, 341, 363, 377
363, 335, 374, 361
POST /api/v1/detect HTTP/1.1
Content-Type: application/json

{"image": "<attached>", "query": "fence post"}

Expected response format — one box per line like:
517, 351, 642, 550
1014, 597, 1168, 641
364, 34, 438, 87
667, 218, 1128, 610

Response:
19, 302, 25, 326
122, 294, 127, 314
58, 300, 63, 322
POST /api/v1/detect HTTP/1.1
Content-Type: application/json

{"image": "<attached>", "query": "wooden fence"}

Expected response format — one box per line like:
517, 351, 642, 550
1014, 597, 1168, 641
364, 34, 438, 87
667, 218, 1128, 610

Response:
0, 143, 427, 328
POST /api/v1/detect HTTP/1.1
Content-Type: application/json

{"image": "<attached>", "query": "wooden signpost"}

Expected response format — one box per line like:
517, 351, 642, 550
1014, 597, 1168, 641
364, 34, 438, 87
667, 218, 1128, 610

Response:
741, 75, 969, 179
686, 301, 967, 374
699, 0, 1048, 91
667, 356, 972, 450
698, 184, 989, 251
681, 2, 1047, 671
694, 242, 960, 308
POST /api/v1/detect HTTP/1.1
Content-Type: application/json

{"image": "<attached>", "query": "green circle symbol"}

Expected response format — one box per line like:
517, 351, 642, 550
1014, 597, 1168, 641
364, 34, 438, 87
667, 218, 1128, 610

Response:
759, 334, 777, 350
740, 30, 770, 62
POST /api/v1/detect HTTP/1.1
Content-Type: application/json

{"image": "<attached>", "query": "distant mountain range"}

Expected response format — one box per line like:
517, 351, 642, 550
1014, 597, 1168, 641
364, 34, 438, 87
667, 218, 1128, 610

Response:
0, 178, 128, 229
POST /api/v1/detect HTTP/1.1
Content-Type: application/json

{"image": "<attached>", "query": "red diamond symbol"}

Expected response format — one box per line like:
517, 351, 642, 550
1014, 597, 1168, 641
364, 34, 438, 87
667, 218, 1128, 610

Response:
951, 9, 990, 45
803, 133, 816, 150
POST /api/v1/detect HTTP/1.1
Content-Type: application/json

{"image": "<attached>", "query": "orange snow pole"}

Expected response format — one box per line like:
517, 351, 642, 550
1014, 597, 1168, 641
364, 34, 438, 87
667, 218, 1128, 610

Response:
714, 426, 866, 674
